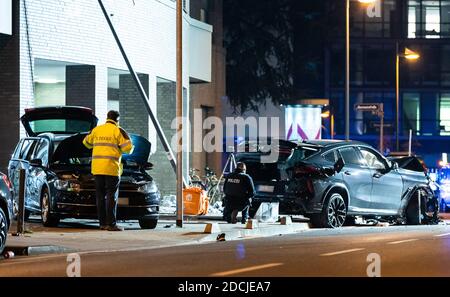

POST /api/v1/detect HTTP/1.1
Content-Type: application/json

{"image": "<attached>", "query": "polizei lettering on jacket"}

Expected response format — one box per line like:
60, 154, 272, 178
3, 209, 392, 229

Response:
227, 178, 241, 184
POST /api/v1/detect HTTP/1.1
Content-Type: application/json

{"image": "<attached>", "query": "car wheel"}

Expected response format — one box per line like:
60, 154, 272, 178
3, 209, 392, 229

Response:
406, 191, 425, 225
0, 207, 8, 255
310, 193, 347, 229
139, 219, 158, 229
41, 188, 60, 227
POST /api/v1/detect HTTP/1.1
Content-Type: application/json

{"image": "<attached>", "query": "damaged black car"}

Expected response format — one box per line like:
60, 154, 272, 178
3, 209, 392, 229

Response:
236, 139, 438, 228
8, 106, 160, 229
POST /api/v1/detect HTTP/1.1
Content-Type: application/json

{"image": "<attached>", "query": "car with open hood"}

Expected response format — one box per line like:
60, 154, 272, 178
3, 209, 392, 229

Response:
8, 106, 160, 229
235, 139, 437, 228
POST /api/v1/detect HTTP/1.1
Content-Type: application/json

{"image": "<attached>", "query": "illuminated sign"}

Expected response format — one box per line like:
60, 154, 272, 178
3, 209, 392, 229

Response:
0, 0, 12, 35
285, 106, 322, 141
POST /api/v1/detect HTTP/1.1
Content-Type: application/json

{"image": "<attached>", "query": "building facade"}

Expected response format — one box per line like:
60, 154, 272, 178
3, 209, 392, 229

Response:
325, 0, 450, 165
0, 0, 218, 198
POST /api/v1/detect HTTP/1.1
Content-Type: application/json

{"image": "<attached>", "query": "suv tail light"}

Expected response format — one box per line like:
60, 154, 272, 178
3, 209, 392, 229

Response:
1, 174, 12, 190
294, 165, 321, 176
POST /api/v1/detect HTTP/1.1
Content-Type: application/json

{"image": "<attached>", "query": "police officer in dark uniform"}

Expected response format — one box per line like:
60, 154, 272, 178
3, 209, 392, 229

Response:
223, 162, 256, 224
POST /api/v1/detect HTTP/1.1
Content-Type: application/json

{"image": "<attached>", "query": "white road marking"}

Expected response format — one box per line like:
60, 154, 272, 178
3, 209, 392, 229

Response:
387, 239, 418, 245
211, 263, 283, 276
435, 233, 450, 237
320, 248, 365, 257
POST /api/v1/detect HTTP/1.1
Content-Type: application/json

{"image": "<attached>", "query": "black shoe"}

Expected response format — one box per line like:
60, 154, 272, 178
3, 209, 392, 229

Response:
100, 226, 108, 230
241, 220, 247, 224
106, 225, 124, 231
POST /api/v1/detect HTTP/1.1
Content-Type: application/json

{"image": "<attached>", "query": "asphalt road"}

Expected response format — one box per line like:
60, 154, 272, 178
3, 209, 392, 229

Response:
3, 223, 450, 277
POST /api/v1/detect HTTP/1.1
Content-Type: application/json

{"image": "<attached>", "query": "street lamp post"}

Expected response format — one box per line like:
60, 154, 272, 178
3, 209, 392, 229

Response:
345, 0, 376, 141
395, 43, 420, 152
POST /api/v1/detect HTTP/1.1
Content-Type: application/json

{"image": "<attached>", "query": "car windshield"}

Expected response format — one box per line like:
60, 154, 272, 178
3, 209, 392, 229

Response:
29, 119, 93, 135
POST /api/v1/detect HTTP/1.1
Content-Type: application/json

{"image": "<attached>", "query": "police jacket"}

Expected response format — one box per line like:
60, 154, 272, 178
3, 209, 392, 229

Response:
83, 119, 134, 177
223, 171, 256, 200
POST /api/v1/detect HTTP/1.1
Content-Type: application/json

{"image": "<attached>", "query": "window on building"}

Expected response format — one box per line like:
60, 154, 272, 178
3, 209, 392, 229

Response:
408, 0, 450, 38
440, 94, 450, 135
107, 68, 128, 113
403, 93, 421, 135
349, 0, 396, 38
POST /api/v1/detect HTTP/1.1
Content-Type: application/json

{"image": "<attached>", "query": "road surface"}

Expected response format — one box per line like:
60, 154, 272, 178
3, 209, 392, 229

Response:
2, 223, 450, 277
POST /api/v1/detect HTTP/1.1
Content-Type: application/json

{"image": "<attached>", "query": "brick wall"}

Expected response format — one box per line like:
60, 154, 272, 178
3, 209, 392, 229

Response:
118, 74, 149, 139
151, 80, 177, 197
66, 65, 96, 112
0, 0, 19, 171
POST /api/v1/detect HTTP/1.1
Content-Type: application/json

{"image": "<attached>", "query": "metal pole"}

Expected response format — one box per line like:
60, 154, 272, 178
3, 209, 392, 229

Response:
409, 129, 413, 156
331, 113, 335, 140
97, 0, 187, 188
16, 169, 25, 235
418, 190, 422, 224
176, 0, 184, 228
380, 110, 384, 154
345, 0, 350, 141
396, 42, 400, 152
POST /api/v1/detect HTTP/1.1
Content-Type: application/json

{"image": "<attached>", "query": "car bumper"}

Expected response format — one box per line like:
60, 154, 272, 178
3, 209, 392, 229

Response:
250, 193, 321, 215
52, 189, 160, 220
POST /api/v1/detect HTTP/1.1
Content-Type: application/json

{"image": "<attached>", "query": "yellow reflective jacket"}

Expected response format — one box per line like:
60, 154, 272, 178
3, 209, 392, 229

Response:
82, 120, 134, 176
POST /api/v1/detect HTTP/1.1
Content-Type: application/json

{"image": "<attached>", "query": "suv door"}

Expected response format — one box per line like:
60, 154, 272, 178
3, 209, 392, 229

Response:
359, 147, 402, 214
8, 138, 41, 212
337, 146, 373, 212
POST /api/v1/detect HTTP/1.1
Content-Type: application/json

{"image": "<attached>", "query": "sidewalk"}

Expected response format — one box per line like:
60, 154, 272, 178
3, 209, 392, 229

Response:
5, 216, 311, 256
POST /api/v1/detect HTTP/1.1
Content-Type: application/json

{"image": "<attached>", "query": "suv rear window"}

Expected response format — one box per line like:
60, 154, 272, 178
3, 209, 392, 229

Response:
30, 119, 93, 135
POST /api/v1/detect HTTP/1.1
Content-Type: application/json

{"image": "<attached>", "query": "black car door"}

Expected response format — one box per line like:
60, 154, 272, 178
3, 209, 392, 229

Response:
9, 138, 40, 212
337, 146, 373, 212
8, 139, 24, 207
359, 147, 402, 214
28, 139, 50, 210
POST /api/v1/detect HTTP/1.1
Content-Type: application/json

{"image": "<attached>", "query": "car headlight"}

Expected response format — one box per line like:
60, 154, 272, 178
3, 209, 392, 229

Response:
54, 179, 81, 192
138, 181, 158, 194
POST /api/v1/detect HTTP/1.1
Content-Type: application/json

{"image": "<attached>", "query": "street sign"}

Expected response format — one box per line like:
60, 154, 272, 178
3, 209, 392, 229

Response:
372, 122, 393, 128
354, 103, 382, 112
354, 103, 385, 153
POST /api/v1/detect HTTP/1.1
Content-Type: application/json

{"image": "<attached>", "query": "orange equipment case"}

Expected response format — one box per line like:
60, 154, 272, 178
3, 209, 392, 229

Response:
183, 187, 209, 215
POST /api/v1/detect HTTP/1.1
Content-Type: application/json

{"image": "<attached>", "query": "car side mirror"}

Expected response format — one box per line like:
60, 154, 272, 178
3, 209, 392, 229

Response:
391, 162, 399, 171
334, 158, 345, 173
30, 159, 43, 167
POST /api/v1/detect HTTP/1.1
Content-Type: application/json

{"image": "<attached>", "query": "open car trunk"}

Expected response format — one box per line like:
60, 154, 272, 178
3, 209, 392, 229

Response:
21, 106, 98, 137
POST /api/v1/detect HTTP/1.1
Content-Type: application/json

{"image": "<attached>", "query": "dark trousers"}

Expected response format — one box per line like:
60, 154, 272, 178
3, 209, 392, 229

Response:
95, 175, 120, 227
226, 195, 250, 223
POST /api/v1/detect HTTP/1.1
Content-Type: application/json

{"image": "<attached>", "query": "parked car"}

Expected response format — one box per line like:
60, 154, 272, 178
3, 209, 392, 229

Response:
235, 139, 437, 228
8, 106, 160, 229
0, 171, 13, 254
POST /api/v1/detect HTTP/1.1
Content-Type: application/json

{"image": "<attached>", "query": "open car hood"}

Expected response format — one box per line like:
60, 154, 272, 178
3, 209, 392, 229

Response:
389, 156, 426, 173
52, 133, 151, 166
21, 106, 98, 137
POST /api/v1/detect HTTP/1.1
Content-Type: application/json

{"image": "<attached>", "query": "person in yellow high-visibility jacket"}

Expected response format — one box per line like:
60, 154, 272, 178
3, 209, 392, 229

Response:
83, 110, 134, 231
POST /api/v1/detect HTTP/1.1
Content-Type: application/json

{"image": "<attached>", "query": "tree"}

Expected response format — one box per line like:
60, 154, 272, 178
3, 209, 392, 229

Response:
223, 0, 294, 112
